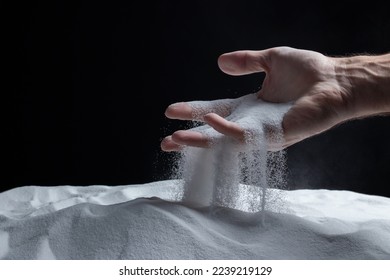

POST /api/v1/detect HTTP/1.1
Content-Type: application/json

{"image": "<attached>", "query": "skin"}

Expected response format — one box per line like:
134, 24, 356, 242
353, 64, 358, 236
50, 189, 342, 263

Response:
161, 46, 390, 152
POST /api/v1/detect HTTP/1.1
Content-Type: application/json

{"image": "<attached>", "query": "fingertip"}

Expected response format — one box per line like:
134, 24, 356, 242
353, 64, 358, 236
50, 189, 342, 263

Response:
204, 113, 245, 141
164, 102, 193, 120
160, 135, 183, 152
160, 135, 171, 151
203, 112, 227, 128
203, 112, 219, 122
171, 130, 191, 144
164, 103, 180, 118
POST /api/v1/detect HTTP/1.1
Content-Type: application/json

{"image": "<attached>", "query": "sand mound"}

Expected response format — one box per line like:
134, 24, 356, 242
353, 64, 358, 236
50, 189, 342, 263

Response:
1, 180, 390, 260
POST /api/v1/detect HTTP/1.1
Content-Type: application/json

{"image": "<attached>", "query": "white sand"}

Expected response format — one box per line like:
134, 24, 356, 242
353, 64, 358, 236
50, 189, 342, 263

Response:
1, 179, 390, 260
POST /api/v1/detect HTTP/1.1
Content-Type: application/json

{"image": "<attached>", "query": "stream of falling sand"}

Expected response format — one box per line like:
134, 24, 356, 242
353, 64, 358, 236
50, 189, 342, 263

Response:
172, 93, 292, 223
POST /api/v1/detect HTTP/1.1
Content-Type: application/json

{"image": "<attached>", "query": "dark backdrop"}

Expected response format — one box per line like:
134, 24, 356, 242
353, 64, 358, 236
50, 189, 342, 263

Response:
5, 1, 390, 197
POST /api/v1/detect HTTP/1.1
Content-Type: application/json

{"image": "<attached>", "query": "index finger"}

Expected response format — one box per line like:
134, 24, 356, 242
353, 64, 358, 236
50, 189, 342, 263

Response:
165, 98, 235, 121
165, 102, 193, 120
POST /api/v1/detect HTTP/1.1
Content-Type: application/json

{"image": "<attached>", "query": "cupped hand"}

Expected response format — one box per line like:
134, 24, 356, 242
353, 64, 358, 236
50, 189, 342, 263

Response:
161, 46, 351, 152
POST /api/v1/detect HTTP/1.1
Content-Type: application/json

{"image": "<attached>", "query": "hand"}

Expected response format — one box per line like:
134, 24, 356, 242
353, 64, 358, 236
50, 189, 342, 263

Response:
161, 46, 353, 151
161, 93, 293, 151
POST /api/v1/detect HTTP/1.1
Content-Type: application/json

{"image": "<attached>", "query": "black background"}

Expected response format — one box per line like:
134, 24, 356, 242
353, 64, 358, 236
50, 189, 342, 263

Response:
5, 1, 390, 197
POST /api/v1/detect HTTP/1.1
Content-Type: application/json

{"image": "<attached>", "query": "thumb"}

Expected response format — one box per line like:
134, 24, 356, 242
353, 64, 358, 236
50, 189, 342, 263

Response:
217, 50, 269, 76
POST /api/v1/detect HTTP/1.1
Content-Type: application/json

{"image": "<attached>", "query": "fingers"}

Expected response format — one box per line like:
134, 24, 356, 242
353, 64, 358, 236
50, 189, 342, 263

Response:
160, 130, 212, 152
204, 113, 287, 151
161, 113, 247, 152
162, 99, 239, 152
165, 99, 234, 121
164, 102, 193, 120
203, 113, 245, 141
217, 50, 269, 76
160, 136, 183, 152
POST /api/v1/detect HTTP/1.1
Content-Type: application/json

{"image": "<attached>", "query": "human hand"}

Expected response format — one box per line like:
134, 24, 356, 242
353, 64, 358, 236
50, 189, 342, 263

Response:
161, 46, 353, 151
161, 93, 293, 152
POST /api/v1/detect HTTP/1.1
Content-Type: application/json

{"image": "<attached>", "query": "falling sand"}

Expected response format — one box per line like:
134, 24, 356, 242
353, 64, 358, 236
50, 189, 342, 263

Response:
171, 93, 293, 216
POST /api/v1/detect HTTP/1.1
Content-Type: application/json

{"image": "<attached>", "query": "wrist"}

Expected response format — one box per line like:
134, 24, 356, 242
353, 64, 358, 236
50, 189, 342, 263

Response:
333, 53, 390, 119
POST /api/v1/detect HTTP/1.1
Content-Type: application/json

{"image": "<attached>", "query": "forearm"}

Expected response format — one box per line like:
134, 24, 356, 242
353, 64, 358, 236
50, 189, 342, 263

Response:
333, 53, 390, 118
